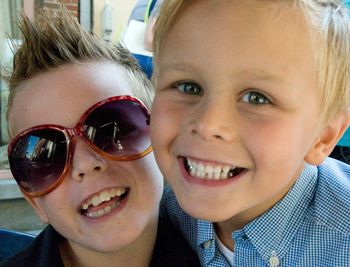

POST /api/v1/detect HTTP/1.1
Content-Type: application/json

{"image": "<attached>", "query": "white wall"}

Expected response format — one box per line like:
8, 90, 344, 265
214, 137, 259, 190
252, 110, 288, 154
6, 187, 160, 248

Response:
93, 0, 137, 42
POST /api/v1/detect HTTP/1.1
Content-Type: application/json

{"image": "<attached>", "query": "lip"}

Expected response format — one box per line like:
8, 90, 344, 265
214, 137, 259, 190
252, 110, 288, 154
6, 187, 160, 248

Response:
178, 157, 246, 187
79, 187, 130, 223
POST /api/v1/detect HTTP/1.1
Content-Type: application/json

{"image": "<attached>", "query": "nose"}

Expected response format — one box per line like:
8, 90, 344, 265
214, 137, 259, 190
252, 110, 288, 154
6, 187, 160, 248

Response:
71, 138, 107, 182
187, 97, 237, 142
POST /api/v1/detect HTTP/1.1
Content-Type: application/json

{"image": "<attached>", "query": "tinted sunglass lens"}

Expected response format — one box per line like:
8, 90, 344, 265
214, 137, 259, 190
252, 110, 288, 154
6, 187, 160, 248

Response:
83, 100, 150, 158
9, 129, 68, 195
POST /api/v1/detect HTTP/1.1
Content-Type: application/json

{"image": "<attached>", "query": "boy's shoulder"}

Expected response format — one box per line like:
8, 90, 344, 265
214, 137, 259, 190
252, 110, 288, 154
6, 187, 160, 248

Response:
0, 225, 64, 267
161, 186, 200, 245
313, 157, 350, 236
150, 213, 201, 267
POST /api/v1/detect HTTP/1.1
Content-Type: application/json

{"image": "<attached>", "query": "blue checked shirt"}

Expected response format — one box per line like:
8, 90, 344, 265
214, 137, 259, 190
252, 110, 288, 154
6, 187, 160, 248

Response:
161, 158, 350, 267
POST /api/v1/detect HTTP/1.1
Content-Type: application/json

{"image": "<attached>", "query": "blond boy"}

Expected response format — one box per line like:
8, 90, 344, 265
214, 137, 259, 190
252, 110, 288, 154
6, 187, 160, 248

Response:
150, 1, 350, 266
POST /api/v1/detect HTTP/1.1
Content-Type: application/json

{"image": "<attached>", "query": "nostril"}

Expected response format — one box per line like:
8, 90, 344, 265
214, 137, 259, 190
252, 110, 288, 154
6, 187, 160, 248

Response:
78, 173, 84, 178
214, 134, 223, 139
190, 129, 197, 135
94, 166, 101, 171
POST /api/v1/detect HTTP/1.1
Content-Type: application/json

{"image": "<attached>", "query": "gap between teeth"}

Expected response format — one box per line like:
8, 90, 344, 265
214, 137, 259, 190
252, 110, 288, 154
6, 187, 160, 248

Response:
187, 158, 235, 180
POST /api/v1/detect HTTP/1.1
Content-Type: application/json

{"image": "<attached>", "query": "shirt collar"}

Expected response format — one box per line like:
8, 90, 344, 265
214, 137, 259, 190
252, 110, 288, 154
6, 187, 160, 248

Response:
243, 163, 318, 262
197, 219, 215, 246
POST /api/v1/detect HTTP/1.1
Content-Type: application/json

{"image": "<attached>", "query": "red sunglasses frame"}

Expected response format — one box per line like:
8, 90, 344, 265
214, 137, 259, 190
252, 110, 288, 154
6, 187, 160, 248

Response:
8, 95, 153, 197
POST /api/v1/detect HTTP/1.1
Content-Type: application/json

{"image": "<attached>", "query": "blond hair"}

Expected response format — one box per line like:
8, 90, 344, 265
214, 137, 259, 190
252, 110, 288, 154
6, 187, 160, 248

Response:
152, 0, 350, 123
6, 8, 153, 135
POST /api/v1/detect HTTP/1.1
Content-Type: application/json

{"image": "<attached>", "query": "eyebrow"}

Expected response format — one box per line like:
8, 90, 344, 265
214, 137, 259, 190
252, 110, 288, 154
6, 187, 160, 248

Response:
158, 62, 198, 74
236, 69, 291, 86
158, 62, 292, 87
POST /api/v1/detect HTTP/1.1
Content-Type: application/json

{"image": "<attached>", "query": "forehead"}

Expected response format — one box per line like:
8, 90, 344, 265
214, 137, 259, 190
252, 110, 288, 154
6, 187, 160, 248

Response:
10, 61, 134, 134
157, 0, 312, 68
156, 0, 316, 94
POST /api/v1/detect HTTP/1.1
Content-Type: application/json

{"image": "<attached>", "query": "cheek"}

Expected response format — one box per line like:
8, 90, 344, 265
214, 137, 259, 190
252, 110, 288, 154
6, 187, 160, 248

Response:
244, 125, 309, 191
244, 115, 311, 149
243, 121, 309, 169
37, 183, 73, 217
151, 98, 184, 146
133, 156, 164, 198
142, 171, 164, 198
40, 196, 64, 215
150, 103, 169, 147
30, 197, 60, 224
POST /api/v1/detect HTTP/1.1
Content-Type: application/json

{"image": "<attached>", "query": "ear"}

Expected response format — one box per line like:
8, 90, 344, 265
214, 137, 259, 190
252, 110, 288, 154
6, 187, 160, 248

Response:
305, 111, 350, 165
23, 194, 49, 224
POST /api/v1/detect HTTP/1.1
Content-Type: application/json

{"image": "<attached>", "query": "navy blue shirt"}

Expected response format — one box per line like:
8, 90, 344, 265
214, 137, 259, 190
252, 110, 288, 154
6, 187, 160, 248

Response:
0, 215, 200, 267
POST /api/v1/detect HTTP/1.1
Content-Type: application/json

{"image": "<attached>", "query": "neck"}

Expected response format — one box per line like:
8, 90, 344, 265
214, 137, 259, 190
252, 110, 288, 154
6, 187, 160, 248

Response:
215, 198, 281, 251
215, 175, 298, 251
215, 167, 302, 251
59, 217, 158, 267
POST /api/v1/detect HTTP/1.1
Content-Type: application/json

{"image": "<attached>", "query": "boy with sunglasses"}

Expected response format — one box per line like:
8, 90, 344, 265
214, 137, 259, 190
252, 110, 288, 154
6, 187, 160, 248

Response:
1, 9, 199, 267
150, 0, 350, 266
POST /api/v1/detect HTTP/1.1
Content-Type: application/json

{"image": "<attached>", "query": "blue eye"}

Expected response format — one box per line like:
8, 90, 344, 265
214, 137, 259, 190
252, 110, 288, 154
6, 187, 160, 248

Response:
241, 91, 271, 105
175, 82, 202, 96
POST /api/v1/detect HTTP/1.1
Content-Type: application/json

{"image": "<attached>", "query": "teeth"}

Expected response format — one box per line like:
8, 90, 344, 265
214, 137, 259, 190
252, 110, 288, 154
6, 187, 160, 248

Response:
213, 166, 221, 180
91, 195, 101, 206
198, 164, 205, 172
82, 203, 89, 210
221, 166, 230, 179
100, 190, 111, 202
81, 188, 127, 210
190, 167, 196, 176
110, 188, 117, 195
86, 201, 120, 218
116, 188, 124, 196
186, 158, 240, 180
205, 166, 213, 178
104, 205, 111, 213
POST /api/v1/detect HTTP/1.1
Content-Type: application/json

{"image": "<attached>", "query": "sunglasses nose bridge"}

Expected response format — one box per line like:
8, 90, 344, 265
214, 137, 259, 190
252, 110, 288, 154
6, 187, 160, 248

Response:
66, 127, 83, 140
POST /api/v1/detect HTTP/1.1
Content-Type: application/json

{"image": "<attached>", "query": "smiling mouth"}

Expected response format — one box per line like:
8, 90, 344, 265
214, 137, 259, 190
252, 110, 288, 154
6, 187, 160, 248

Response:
79, 187, 129, 218
183, 157, 245, 180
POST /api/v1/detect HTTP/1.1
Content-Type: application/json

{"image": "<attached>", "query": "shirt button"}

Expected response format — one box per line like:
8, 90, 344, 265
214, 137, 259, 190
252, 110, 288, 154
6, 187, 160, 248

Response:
203, 240, 212, 249
269, 255, 280, 267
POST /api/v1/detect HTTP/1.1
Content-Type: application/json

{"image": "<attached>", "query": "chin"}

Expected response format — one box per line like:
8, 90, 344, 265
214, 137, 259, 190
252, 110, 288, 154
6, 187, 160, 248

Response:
86, 234, 138, 253
189, 210, 234, 222
179, 201, 232, 222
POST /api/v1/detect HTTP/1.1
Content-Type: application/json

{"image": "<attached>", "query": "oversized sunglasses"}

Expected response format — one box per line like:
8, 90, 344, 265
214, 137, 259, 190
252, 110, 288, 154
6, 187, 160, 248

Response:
8, 95, 152, 198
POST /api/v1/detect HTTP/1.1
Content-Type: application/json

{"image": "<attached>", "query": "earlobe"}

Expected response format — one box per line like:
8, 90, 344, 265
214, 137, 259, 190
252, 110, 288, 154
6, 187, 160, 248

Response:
23, 195, 49, 224
305, 112, 350, 165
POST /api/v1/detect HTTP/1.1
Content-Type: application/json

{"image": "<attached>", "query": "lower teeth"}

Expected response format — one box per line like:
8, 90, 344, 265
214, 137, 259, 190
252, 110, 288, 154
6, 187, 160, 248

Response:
86, 201, 120, 218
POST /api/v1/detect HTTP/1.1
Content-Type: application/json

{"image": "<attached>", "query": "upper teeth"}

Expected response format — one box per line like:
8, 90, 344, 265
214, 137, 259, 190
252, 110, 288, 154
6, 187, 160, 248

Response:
81, 188, 126, 210
187, 158, 235, 180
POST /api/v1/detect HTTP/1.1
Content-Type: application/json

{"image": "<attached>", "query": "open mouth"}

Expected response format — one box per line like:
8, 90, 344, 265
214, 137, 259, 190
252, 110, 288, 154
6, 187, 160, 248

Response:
79, 187, 129, 218
183, 157, 245, 180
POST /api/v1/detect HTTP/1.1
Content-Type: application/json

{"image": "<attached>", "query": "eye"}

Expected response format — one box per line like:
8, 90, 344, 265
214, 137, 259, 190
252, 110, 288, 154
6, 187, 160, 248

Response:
241, 91, 271, 105
175, 82, 203, 96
